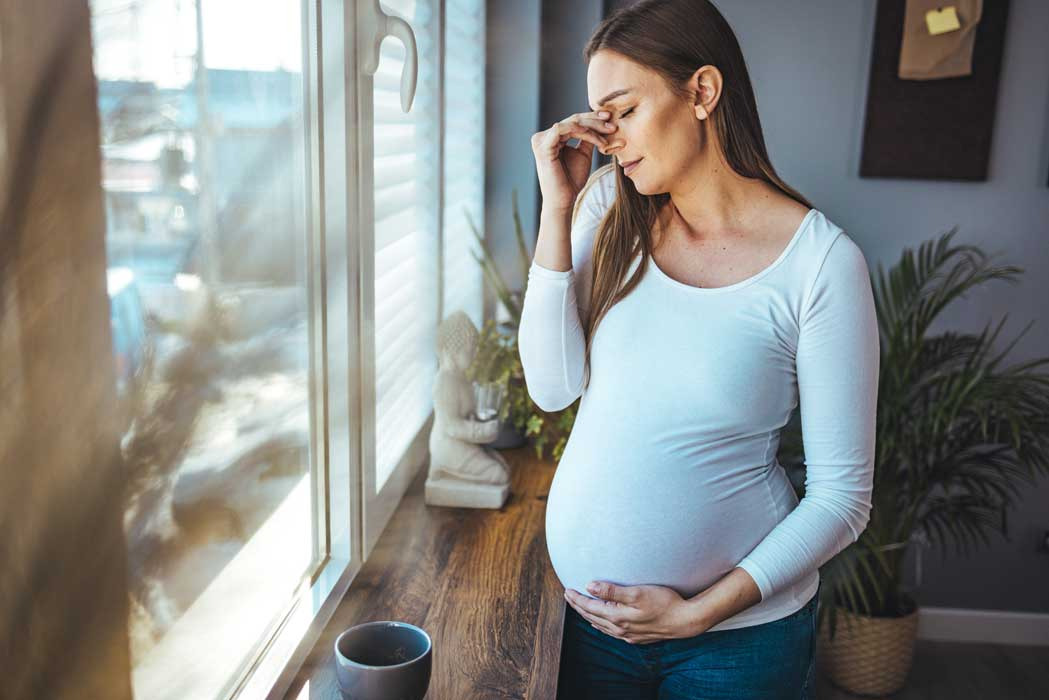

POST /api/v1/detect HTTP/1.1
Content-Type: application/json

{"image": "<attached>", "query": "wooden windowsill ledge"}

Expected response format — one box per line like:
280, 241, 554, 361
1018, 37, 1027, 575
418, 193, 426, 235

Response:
284, 445, 565, 699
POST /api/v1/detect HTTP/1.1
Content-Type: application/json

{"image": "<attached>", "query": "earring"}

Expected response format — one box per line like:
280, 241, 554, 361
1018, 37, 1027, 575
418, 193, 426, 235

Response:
696, 107, 708, 120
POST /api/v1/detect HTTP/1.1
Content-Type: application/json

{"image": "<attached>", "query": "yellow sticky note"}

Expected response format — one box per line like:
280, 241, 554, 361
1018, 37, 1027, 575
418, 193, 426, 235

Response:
925, 6, 962, 35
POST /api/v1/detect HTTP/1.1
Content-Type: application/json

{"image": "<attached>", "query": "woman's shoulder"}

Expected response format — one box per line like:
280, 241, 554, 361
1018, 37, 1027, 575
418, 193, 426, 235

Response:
802, 211, 872, 301
767, 201, 862, 292
799, 207, 859, 264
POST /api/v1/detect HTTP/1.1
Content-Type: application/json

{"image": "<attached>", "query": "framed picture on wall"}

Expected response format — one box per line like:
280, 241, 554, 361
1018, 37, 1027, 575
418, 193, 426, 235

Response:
859, 0, 1010, 181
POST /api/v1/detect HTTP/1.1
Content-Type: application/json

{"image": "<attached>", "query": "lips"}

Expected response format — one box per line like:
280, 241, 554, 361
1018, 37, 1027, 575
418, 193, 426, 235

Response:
619, 158, 642, 168
621, 158, 643, 175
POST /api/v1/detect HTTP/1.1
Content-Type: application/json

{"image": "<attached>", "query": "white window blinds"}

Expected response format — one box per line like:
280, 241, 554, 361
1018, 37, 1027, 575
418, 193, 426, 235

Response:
373, 0, 440, 488
442, 0, 486, 329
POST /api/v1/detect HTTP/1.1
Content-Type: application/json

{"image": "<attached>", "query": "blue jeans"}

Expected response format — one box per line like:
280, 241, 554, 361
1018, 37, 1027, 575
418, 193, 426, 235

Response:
557, 581, 820, 699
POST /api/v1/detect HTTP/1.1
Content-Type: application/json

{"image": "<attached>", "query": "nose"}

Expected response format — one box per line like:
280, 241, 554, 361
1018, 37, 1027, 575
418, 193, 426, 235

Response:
601, 131, 624, 156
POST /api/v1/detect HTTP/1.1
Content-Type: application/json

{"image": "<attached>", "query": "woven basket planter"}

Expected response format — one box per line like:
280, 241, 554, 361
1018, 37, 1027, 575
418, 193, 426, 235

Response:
817, 603, 920, 696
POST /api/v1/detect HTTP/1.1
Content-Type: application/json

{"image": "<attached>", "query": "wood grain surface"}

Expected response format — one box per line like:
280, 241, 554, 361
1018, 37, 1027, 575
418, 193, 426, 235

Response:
284, 445, 564, 699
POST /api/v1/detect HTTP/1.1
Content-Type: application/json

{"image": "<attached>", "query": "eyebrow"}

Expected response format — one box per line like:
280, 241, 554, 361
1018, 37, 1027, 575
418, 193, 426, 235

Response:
590, 88, 633, 110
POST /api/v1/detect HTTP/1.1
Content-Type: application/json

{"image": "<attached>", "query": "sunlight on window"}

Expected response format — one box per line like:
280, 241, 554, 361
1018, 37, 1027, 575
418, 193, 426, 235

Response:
89, 1, 319, 697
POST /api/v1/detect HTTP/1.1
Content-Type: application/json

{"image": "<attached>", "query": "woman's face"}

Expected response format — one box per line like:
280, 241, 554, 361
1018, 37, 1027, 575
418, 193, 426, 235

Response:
587, 50, 716, 195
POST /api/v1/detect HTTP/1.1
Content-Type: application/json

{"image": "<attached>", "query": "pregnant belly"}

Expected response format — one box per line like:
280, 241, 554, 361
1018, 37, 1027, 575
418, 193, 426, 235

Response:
544, 453, 786, 601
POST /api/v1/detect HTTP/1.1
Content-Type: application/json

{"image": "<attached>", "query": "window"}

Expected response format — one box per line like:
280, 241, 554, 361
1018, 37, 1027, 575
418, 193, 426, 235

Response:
90, 0, 324, 696
84, 0, 486, 696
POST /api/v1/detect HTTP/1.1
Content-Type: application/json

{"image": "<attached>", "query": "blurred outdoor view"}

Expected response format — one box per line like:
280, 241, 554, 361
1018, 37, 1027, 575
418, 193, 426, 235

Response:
90, 0, 318, 696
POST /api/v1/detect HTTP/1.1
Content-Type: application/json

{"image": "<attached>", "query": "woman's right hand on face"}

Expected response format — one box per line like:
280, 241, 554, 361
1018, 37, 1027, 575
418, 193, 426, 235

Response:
531, 110, 617, 214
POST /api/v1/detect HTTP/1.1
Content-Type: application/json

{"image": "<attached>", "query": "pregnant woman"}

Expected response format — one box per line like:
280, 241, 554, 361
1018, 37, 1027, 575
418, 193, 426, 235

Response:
518, 1, 879, 698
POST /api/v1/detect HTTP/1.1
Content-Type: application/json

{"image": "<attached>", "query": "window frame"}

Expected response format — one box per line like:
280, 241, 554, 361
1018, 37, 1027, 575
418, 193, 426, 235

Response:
234, 0, 367, 696
241, 0, 449, 696
76, 0, 457, 695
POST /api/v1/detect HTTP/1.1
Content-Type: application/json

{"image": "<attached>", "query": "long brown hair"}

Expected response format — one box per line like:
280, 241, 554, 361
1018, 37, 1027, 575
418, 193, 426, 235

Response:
576, 0, 812, 391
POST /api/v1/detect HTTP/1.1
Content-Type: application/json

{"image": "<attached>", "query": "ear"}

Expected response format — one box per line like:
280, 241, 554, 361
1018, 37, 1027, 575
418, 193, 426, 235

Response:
688, 65, 721, 121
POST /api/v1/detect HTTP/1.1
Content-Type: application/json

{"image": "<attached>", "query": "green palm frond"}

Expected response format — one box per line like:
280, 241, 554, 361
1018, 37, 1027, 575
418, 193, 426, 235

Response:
464, 189, 538, 327
465, 206, 522, 325
817, 534, 894, 640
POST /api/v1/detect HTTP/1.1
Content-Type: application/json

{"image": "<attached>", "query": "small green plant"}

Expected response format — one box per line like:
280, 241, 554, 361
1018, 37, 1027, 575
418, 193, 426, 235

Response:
464, 318, 515, 388
464, 318, 578, 462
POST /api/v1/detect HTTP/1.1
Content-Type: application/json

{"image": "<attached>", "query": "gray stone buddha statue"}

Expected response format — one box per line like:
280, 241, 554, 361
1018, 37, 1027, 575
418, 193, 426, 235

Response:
425, 311, 511, 508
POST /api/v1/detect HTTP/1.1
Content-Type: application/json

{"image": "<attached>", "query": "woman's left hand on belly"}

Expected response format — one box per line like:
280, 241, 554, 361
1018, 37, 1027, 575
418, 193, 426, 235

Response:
564, 581, 708, 644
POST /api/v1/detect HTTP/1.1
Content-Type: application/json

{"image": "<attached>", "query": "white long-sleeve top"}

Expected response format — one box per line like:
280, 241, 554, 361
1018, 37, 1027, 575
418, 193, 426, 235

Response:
518, 166, 879, 631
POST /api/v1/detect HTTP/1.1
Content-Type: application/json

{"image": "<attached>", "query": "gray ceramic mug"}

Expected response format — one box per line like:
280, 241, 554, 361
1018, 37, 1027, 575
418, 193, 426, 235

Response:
333, 621, 432, 700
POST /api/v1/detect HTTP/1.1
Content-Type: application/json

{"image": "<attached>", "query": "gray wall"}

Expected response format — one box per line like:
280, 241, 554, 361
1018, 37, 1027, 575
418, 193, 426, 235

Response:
488, 0, 1049, 612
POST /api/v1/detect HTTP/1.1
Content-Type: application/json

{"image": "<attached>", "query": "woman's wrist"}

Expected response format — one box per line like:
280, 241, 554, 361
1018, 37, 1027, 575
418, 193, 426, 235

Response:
684, 566, 763, 634
540, 203, 573, 222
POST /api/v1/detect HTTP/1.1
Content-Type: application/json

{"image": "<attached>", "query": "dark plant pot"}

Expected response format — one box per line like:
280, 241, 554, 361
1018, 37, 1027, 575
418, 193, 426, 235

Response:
487, 417, 527, 449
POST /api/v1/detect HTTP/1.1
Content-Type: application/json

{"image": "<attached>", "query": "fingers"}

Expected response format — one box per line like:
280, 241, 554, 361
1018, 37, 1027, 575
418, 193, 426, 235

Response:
570, 597, 659, 644
565, 588, 670, 645
570, 600, 627, 639
566, 590, 632, 625
576, 111, 618, 135
567, 588, 625, 616
556, 121, 608, 151
532, 111, 618, 155
563, 113, 618, 146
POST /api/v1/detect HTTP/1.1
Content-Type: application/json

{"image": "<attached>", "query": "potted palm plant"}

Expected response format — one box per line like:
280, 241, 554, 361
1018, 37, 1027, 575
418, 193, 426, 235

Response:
462, 190, 580, 461
776, 228, 1049, 696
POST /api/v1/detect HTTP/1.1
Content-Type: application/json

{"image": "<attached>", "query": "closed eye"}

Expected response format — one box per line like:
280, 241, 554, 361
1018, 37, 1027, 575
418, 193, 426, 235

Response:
620, 107, 634, 118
